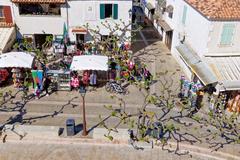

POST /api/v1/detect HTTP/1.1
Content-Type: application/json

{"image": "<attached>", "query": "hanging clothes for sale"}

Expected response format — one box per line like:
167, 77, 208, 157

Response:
183, 80, 191, 98
90, 72, 97, 86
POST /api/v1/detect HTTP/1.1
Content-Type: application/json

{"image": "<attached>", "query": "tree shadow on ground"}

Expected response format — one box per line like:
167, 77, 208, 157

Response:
0, 91, 79, 139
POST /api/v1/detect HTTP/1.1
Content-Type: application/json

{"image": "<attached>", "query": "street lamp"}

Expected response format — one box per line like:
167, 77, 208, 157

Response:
79, 86, 87, 136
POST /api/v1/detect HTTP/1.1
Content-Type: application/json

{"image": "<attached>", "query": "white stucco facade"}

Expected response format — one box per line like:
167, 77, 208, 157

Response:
207, 21, 240, 56
171, 0, 210, 58
67, 0, 132, 42
1, 0, 131, 42
10, 2, 67, 38
153, 0, 240, 87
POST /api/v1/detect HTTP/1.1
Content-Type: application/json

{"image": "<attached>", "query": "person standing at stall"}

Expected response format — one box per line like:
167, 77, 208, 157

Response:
82, 71, 89, 86
35, 83, 41, 99
43, 76, 51, 96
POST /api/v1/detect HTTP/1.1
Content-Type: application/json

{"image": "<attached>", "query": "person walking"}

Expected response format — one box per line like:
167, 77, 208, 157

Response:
34, 83, 41, 99
43, 76, 51, 96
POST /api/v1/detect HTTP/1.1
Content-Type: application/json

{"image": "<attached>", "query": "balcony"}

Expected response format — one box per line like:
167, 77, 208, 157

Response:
19, 3, 61, 16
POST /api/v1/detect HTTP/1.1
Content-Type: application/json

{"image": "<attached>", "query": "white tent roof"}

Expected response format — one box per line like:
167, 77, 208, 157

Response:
70, 55, 108, 71
0, 52, 35, 68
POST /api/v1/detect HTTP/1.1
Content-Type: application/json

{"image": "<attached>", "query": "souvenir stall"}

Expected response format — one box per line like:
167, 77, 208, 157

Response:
46, 70, 71, 91
227, 92, 240, 113
52, 36, 65, 59
212, 82, 240, 113
0, 52, 35, 87
179, 75, 204, 108
70, 55, 109, 86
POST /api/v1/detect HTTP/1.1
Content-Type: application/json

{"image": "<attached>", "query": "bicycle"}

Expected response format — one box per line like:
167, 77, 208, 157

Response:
105, 80, 128, 94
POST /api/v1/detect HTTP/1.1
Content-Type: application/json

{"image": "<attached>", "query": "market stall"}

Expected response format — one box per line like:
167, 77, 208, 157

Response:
0, 52, 34, 68
70, 55, 108, 86
46, 70, 71, 91
0, 52, 35, 87
70, 55, 108, 71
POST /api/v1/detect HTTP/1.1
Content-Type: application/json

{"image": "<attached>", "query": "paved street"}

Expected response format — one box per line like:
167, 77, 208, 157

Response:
1, 128, 239, 160
0, 24, 240, 159
0, 24, 184, 129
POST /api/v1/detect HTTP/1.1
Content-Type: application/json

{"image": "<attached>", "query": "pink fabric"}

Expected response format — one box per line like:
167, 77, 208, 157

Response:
71, 77, 79, 88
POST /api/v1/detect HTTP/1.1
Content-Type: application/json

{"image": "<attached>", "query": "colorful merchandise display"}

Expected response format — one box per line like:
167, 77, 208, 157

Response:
31, 70, 43, 89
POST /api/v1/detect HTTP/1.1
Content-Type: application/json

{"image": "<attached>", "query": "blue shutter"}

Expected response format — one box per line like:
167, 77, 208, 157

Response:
113, 4, 118, 19
220, 24, 235, 45
182, 5, 187, 25
100, 4, 105, 19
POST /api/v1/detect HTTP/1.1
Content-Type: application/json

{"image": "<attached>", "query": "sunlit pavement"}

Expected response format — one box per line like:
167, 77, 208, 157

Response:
0, 24, 240, 159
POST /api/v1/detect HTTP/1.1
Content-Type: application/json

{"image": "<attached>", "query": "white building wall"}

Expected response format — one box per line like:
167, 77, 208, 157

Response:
207, 22, 240, 55
163, 0, 175, 30
12, 3, 67, 36
68, 0, 132, 42
160, 0, 175, 43
169, 0, 210, 79
172, 0, 210, 58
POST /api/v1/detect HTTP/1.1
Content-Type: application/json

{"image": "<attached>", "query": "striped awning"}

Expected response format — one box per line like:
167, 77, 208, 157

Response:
11, 0, 65, 3
206, 56, 240, 90
72, 27, 87, 34
176, 44, 218, 85
157, 19, 172, 31
0, 27, 16, 54
146, 2, 154, 10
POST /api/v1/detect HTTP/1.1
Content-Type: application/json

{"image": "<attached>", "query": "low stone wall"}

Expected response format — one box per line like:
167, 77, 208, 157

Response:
3, 124, 60, 139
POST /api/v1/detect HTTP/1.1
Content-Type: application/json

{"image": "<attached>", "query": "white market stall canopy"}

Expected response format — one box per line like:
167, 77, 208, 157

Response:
0, 52, 35, 68
70, 55, 108, 71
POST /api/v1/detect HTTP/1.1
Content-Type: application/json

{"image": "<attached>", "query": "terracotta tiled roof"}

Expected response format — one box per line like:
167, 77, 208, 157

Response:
0, 22, 14, 28
185, 0, 240, 21
11, 0, 65, 3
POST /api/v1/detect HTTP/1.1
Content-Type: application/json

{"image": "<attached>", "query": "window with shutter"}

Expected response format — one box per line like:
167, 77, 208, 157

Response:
113, 4, 118, 19
100, 4, 105, 19
220, 24, 235, 45
104, 4, 112, 18
100, 4, 117, 20
182, 5, 187, 25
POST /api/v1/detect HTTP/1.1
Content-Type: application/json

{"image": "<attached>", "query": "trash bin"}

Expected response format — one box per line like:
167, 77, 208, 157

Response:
66, 118, 75, 136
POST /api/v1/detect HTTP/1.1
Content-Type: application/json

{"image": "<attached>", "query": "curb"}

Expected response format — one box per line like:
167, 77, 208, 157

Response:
1, 125, 240, 160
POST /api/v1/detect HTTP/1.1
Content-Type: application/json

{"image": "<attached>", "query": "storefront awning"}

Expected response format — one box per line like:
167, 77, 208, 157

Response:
0, 52, 35, 68
70, 55, 108, 71
0, 27, 16, 54
176, 44, 218, 85
11, 0, 65, 3
157, 20, 172, 31
72, 27, 87, 34
206, 56, 240, 91
146, 2, 155, 10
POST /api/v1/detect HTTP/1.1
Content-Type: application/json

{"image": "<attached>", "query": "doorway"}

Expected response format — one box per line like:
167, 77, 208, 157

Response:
34, 34, 52, 50
165, 31, 173, 50
76, 34, 85, 43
